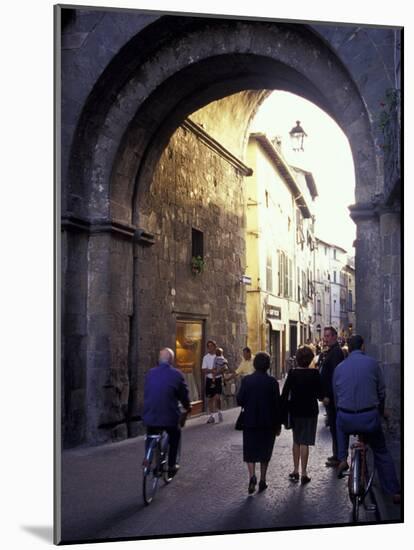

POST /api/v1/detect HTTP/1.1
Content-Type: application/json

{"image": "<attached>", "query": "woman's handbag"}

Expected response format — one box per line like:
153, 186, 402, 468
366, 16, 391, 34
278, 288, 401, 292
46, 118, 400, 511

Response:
235, 408, 245, 430
281, 369, 294, 430
282, 392, 293, 430
284, 407, 292, 430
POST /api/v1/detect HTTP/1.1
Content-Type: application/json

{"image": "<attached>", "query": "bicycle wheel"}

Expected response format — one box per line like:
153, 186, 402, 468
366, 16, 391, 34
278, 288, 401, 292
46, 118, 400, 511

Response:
362, 446, 375, 499
143, 440, 161, 505
361, 445, 377, 514
348, 447, 363, 522
351, 496, 360, 523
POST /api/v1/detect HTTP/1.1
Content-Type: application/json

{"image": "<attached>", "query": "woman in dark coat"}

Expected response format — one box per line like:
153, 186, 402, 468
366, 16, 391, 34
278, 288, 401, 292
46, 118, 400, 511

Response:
281, 345, 323, 484
236, 352, 282, 494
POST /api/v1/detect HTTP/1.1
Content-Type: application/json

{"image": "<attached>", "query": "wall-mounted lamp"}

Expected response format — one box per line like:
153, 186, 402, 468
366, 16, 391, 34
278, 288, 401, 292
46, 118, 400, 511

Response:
289, 120, 307, 152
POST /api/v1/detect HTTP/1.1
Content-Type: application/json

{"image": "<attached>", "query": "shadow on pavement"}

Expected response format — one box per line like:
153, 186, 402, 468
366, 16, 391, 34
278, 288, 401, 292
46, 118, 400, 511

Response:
62, 502, 146, 543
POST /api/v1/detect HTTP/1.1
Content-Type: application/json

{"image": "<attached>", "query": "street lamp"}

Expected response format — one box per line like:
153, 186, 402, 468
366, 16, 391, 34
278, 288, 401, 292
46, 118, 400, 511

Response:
289, 120, 307, 152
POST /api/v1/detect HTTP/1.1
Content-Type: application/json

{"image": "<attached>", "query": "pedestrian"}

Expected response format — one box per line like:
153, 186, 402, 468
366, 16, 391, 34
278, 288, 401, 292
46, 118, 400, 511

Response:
306, 339, 316, 354
236, 352, 282, 494
223, 368, 237, 408
214, 347, 228, 377
226, 346, 254, 383
214, 347, 229, 413
309, 344, 318, 369
318, 326, 345, 467
317, 340, 329, 425
202, 339, 224, 424
235, 346, 255, 378
281, 345, 323, 484
334, 335, 401, 504
142, 348, 191, 477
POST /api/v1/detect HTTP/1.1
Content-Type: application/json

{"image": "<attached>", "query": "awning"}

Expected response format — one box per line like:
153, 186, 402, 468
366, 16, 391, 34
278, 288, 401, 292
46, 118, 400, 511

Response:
267, 318, 285, 331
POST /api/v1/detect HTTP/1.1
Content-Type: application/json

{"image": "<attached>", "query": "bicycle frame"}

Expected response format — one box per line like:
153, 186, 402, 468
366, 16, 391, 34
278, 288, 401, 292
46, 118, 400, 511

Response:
143, 435, 159, 470
142, 430, 172, 505
143, 432, 169, 472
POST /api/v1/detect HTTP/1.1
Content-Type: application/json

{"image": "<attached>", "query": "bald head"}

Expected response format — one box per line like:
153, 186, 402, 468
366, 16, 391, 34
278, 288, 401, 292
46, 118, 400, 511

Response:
159, 348, 175, 364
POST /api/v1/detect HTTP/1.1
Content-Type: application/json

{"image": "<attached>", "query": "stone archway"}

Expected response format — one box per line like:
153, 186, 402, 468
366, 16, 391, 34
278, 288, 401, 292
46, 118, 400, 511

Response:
62, 16, 388, 446
68, 20, 378, 220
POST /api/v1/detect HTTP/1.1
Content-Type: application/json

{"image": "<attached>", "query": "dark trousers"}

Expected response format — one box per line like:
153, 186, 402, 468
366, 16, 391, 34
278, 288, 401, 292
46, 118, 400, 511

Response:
336, 410, 400, 495
326, 402, 338, 459
146, 426, 181, 467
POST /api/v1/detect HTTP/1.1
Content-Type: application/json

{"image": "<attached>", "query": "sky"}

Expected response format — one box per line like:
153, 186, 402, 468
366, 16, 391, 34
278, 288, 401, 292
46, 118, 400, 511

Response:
250, 91, 356, 254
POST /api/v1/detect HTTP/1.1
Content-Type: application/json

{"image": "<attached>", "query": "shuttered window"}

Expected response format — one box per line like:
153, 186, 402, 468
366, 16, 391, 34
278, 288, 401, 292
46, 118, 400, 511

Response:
266, 253, 273, 293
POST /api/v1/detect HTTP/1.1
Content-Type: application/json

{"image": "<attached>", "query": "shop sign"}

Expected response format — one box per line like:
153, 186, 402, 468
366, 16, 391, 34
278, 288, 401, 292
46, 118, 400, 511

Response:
266, 305, 282, 319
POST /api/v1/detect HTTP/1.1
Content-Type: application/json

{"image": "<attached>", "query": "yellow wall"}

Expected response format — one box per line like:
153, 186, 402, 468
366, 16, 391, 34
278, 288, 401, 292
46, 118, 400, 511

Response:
244, 136, 317, 363
245, 138, 297, 357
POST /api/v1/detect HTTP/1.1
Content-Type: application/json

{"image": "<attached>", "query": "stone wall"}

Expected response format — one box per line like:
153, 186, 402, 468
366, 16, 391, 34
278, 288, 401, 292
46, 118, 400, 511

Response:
90, 234, 133, 444
380, 210, 401, 434
127, 121, 248, 431
61, 230, 89, 448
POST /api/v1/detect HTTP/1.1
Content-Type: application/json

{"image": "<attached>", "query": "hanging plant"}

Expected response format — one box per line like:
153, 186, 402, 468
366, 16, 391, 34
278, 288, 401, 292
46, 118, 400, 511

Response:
191, 255, 205, 275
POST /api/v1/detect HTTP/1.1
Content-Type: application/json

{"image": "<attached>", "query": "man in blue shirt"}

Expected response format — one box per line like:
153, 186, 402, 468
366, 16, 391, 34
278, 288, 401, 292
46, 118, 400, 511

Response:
333, 335, 400, 502
143, 348, 191, 476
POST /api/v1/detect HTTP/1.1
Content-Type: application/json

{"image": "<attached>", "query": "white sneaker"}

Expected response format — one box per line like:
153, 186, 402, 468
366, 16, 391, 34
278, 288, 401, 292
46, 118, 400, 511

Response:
217, 411, 223, 423
206, 415, 215, 424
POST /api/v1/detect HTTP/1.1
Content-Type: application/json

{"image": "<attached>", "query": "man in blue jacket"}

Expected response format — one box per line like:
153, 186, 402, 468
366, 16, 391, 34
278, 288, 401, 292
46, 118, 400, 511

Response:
333, 335, 400, 503
143, 348, 191, 477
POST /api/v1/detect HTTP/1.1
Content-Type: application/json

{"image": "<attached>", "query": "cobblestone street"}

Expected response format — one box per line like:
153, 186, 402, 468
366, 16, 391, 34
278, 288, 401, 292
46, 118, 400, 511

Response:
60, 404, 398, 543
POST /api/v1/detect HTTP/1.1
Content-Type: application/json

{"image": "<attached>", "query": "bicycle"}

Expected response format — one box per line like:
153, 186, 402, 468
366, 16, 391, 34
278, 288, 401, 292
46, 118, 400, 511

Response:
339, 434, 376, 522
142, 428, 182, 505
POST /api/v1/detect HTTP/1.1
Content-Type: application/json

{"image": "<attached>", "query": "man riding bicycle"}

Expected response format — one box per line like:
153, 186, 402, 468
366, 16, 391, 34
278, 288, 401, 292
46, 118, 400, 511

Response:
333, 335, 401, 504
143, 347, 191, 478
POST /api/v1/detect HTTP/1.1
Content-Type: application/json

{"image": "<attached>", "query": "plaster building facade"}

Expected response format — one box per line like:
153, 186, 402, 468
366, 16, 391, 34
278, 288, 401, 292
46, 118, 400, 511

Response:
328, 242, 348, 334
293, 166, 318, 346
58, 7, 402, 446
245, 134, 317, 378
344, 256, 356, 336
313, 240, 331, 341
314, 239, 356, 338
